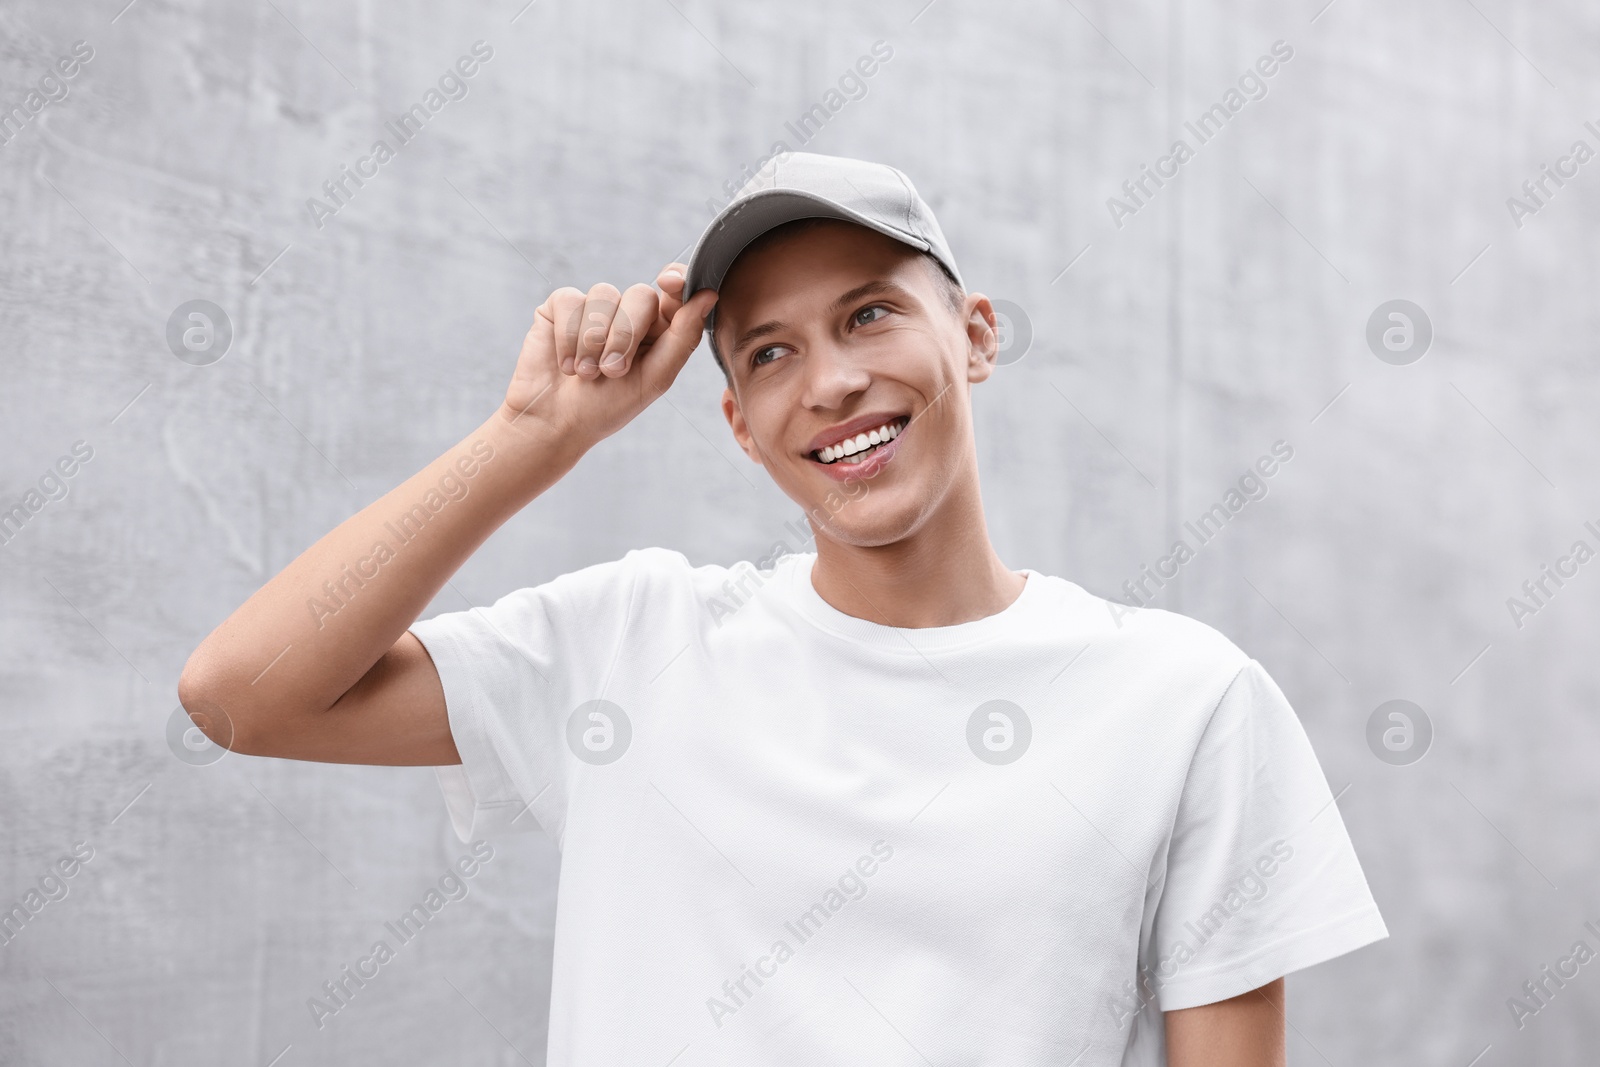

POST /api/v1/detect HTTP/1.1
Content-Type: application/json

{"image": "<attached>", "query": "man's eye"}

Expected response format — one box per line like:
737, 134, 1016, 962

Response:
752, 345, 784, 367
853, 304, 889, 326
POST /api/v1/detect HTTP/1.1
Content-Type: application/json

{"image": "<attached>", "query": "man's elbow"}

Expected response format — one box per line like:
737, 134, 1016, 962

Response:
176, 651, 258, 755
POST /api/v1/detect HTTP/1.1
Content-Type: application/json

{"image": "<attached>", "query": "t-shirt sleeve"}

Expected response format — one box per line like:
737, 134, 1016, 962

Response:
1146, 658, 1389, 1011
408, 552, 644, 847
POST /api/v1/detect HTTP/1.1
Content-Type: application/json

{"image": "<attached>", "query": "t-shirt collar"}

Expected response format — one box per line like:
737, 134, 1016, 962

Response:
781, 552, 1044, 653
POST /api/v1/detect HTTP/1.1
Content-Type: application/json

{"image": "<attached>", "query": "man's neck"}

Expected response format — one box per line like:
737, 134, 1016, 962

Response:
806, 489, 1025, 630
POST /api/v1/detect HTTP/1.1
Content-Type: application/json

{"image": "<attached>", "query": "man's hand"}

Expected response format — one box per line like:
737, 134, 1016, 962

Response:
502, 262, 717, 448
181, 265, 713, 765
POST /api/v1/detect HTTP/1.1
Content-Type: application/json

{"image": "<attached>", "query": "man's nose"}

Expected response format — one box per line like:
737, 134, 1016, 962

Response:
800, 339, 871, 410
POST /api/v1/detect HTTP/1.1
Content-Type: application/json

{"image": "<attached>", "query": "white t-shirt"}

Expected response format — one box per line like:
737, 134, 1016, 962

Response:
409, 547, 1387, 1066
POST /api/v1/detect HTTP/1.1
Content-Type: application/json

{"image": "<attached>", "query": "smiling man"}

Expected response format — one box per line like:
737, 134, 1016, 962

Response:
181, 152, 1387, 1066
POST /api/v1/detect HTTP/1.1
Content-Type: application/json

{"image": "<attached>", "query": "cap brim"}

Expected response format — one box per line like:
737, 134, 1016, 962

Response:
683, 189, 932, 336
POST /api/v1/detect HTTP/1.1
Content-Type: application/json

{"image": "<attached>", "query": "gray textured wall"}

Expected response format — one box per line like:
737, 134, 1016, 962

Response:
3, 0, 1597, 1063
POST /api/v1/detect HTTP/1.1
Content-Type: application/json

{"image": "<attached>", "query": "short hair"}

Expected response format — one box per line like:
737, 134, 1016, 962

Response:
706, 218, 965, 383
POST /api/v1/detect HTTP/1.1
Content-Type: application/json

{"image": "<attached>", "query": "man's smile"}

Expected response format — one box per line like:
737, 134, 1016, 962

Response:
803, 412, 911, 481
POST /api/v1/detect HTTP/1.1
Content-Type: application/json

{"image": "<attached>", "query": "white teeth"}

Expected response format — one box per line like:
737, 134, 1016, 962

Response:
814, 419, 905, 464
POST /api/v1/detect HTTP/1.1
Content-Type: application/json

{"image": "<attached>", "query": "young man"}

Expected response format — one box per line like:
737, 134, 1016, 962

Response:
181, 152, 1387, 1066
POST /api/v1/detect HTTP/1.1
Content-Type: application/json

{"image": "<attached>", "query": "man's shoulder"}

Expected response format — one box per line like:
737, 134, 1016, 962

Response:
612, 545, 796, 583
1030, 572, 1253, 685
548, 546, 797, 607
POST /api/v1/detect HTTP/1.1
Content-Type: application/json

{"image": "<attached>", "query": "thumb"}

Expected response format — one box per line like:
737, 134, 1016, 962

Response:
639, 289, 718, 396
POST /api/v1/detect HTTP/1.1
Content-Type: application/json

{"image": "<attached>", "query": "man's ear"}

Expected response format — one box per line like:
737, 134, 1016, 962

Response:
964, 293, 999, 384
721, 386, 765, 465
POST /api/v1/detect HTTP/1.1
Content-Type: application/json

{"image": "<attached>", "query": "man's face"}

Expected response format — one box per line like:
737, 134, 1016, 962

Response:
716, 219, 997, 547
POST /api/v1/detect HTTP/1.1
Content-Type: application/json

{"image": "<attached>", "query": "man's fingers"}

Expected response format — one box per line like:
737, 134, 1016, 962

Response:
653, 264, 688, 334
547, 287, 586, 375
599, 283, 659, 378
520, 304, 559, 373
546, 271, 695, 380
656, 262, 687, 300
572, 282, 622, 378
638, 289, 718, 395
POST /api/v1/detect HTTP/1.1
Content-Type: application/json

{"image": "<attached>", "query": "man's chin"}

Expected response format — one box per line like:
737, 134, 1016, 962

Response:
769, 461, 924, 542
800, 498, 924, 550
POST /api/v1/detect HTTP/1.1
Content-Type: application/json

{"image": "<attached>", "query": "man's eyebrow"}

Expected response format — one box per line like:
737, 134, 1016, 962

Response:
727, 280, 913, 359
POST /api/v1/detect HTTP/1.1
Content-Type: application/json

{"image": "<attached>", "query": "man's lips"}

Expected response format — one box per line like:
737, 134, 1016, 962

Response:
814, 431, 901, 481
804, 411, 911, 456
806, 415, 910, 482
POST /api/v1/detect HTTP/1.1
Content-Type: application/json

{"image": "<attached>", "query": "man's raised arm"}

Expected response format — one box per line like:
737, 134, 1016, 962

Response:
177, 266, 716, 766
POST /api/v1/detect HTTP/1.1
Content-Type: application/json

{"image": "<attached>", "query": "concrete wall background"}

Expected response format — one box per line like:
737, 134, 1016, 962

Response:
3, 0, 1598, 1063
